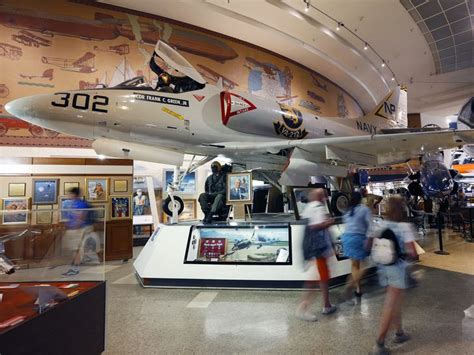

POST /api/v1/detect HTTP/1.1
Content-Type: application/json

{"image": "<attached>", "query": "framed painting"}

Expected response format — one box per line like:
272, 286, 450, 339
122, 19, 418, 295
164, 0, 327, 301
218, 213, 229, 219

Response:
2, 198, 30, 225
163, 169, 197, 194
33, 179, 59, 205
227, 172, 252, 203
64, 182, 80, 194
59, 195, 84, 222
110, 196, 131, 219
181, 199, 197, 221
114, 180, 128, 193
8, 183, 26, 197
35, 204, 53, 225
85, 177, 109, 202
91, 203, 107, 221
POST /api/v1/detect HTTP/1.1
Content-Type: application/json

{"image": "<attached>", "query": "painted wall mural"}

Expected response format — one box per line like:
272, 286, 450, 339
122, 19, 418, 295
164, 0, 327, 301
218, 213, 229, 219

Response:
0, 0, 363, 148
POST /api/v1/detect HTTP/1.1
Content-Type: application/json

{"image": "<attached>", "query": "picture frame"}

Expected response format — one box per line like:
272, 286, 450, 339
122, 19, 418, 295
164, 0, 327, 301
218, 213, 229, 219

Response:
226, 172, 253, 203
91, 203, 107, 221
181, 199, 197, 221
110, 196, 131, 219
163, 169, 197, 194
35, 204, 53, 225
33, 179, 59, 205
114, 180, 128, 193
2, 198, 30, 225
85, 177, 109, 202
8, 183, 26, 197
64, 182, 80, 194
59, 195, 84, 222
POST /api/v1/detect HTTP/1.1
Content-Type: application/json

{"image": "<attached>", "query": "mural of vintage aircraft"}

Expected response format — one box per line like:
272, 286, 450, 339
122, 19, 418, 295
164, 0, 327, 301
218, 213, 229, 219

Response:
6, 41, 474, 216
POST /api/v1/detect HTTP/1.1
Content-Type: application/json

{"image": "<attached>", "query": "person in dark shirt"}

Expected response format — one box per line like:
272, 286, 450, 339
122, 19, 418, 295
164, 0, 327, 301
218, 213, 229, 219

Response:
199, 161, 226, 224
150, 53, 205, 93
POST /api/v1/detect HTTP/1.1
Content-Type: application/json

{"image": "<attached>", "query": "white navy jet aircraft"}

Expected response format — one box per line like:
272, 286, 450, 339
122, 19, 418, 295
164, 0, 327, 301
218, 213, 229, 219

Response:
6, 41, 474, 214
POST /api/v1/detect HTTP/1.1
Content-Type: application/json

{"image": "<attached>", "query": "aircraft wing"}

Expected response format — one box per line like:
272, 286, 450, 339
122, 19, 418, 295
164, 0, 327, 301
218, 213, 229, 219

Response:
207, 129, 474, 167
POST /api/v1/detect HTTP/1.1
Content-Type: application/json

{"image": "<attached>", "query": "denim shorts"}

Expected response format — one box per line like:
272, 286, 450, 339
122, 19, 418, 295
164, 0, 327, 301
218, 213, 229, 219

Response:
377, 260, 408, 289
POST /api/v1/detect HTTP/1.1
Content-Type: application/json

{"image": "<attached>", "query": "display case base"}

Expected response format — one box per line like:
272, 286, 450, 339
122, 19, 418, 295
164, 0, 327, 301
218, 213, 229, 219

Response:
0, 281, 105, 355
134, 222, 360, 289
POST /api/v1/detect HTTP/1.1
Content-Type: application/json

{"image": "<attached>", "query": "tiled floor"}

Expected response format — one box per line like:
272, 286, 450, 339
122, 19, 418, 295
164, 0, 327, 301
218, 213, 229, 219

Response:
101, 229, 474, 354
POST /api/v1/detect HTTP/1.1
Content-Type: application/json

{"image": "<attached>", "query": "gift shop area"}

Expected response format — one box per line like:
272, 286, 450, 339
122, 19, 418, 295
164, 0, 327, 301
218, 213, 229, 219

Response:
1, 0, 473, 354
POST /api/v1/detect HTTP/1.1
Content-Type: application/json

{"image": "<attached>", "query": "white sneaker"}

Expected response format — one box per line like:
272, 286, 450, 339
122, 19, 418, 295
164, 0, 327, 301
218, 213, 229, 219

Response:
295, 309, 318, 322
322, 304, 337, 315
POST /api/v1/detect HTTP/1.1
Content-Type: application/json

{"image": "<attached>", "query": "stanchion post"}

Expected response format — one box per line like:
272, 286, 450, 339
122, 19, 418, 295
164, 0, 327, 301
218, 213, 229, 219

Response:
435, 212, 450, 255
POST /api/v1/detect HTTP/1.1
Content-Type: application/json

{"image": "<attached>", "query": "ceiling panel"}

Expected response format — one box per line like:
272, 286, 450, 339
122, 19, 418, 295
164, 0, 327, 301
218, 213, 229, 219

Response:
401, 0, 473, 74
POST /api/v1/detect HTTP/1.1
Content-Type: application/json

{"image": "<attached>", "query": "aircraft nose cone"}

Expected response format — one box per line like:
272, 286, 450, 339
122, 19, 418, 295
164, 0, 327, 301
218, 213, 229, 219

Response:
5, 96, 34, 119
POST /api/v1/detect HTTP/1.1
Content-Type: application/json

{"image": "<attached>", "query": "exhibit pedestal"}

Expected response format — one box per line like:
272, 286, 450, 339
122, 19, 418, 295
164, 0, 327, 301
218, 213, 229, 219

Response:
134, 222, 357, 289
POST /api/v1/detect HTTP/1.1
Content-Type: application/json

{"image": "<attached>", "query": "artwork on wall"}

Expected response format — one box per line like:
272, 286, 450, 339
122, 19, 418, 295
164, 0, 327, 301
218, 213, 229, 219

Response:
110, 196, 131, 219
59, 195, 84, 222
33, 179, 59, 204
227, 172, 252, 203
85, 177, 108, 202
113, 180, 128, 193
91, 203, 107, 221
0, 0, 363, 149
8, 183, 26, 197
35, 204, 53, 225
181, 199, 197, 221
2, 197, 30, 224
64, 182, 80, 193
164, 169, 196, 194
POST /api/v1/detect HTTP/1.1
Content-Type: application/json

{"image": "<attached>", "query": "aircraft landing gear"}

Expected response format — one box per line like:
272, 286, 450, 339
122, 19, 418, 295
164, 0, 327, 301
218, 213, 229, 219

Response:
163, 155, 214, 223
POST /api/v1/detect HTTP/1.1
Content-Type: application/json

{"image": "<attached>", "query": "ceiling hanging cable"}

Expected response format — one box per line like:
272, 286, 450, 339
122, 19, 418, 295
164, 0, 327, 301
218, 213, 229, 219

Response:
302, 0, 397, 85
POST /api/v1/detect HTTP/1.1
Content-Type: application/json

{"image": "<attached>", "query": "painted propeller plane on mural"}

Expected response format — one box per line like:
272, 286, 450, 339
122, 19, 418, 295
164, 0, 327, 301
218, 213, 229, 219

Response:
6, 41, 474, 207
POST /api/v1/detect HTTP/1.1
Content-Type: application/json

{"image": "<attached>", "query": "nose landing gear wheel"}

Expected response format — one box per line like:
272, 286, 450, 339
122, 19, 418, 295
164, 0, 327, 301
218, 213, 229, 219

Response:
162, 196, 184, 217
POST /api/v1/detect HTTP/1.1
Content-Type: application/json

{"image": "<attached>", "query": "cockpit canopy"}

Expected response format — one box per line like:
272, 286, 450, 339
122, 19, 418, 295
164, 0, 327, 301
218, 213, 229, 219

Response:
113, 76, 152, 89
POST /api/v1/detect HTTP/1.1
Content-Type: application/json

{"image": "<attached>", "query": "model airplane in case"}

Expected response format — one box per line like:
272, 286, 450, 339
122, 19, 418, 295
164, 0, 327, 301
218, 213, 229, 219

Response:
6, 41, 474, 216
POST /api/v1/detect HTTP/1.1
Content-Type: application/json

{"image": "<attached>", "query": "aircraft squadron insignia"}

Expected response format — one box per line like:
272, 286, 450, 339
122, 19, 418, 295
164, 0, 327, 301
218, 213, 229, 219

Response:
273, 103, 307, 139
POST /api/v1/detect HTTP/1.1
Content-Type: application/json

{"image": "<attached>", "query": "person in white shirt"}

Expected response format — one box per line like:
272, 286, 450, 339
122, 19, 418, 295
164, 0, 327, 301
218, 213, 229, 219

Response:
368, 197, 417, 355
296, 188, 337, 321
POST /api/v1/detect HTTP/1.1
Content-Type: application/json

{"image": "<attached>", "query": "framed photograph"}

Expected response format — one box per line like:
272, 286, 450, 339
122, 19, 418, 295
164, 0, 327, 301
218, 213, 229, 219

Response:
59, 196, 84, 222
85, 177, 108, 202
64, 182, 80, 194
227, 172, 252, 203
33, 179, 59, 204
2, 198, 30, 225
114, 180, 128, 193
35, 204, 53, 225
163, 169, 196, 194
181, 199, 197, 221
185, 225, 291, 264
8, 183, 26, 197
110, 196, 131, 219
91, 203, 107, 221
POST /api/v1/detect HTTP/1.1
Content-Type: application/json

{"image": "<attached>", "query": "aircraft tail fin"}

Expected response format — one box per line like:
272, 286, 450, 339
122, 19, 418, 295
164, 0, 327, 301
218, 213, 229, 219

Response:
362, 85, 408, 128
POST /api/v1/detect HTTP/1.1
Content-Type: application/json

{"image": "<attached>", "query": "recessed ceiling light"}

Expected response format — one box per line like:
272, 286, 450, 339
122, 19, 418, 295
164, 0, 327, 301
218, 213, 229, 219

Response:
364, 43, 368, 50
381, 61, 386, 67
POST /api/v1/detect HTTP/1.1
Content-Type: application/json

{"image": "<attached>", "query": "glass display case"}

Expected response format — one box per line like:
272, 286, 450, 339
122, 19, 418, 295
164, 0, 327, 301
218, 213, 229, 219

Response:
184, 224, 291, 264
0, 207, 106, 352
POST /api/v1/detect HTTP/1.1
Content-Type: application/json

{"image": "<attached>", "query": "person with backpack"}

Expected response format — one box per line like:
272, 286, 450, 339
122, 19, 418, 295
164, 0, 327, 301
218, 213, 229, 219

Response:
341, 191, 372, 304
297, 188, 337, 321
62, 187, 98, 276
369, 196, 417, 355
